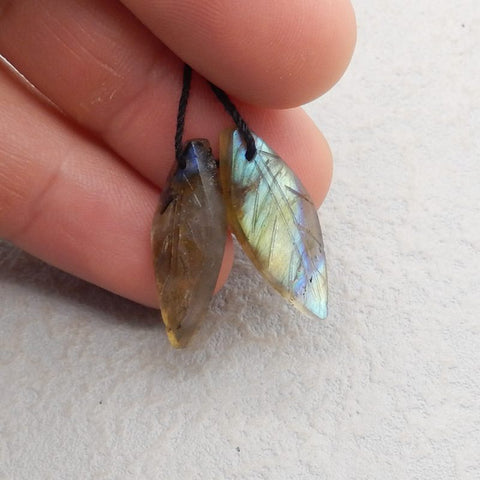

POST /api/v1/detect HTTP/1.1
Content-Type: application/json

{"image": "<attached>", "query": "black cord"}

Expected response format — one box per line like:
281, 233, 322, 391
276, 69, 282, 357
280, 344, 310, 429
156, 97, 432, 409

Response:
174, 64, 192, 168
174, 64, 257, 164
209, 83, 257, 161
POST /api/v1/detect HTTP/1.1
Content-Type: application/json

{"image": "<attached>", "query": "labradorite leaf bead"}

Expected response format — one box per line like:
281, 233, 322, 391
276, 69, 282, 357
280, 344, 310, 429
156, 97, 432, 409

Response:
151, 139, 227, 347
219, 129, 328, 320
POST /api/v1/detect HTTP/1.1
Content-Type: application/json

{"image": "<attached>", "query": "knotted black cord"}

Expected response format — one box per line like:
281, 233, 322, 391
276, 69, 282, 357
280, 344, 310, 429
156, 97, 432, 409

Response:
209, 83, 257, 160
174, 64, 192, 168
174, 64, 257, 164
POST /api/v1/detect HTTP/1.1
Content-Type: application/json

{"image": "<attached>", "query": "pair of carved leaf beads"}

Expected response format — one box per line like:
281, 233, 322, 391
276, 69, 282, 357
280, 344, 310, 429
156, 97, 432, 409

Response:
151, 130, 327, 347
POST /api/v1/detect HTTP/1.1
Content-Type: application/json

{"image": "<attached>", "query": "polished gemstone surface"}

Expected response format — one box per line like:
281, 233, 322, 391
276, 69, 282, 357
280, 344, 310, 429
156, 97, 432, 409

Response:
151, 140, 227, 347
220, 129, 328, 319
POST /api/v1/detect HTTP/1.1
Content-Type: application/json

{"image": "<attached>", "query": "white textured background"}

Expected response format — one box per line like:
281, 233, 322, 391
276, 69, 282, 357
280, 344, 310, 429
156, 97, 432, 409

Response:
1, 1, 479, 479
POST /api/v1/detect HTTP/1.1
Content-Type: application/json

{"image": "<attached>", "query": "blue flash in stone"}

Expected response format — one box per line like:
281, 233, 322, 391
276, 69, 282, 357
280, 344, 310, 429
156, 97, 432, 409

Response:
151, 139, 227, 347
219, 129, 328, 319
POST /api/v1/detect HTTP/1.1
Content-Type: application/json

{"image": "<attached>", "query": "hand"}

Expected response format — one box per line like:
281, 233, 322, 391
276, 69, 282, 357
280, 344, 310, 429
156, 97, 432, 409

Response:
0, 0, 356, 307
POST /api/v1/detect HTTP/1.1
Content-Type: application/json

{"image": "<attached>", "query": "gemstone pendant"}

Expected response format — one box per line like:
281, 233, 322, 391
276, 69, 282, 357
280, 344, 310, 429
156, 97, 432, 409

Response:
219, 129, 328, 319
151, 139, 227, 347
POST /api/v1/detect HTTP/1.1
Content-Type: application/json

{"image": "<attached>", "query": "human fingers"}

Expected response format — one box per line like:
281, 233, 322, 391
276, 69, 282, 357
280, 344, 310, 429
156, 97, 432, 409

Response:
0, 0, 334, 306
0, 0, 334, 197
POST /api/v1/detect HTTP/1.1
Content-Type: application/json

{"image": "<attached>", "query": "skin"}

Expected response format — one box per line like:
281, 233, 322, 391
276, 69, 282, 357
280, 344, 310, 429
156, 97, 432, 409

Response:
0, 0, 356, 308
